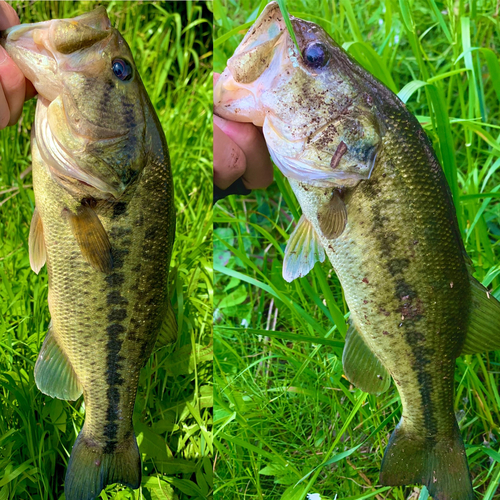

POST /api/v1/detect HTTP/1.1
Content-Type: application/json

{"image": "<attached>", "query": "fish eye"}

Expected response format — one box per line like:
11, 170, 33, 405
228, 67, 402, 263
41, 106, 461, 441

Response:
303, 43, 329, 69
112, 59, 133, 81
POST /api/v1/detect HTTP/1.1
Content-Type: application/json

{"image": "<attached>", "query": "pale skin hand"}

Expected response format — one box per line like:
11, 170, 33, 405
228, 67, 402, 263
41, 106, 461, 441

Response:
0, 1, 36, 129
213, 73, 273, 190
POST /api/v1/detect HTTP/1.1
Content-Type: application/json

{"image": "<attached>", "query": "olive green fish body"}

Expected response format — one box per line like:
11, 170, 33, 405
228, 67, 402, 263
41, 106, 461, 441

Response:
292, 108, 471, 438
214, 3, 500, 498
33, 110, 173, 451
2, 8, 175, 500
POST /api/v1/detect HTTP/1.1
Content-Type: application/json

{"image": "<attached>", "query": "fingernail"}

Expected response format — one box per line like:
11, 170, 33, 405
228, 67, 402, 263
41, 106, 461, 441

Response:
214, 114, 228, 132
0, 46, 7, 64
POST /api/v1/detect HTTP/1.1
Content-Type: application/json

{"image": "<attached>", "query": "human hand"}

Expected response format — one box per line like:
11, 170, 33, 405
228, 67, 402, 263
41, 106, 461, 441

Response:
0, 1, 36, 129
213, 73, 273, 191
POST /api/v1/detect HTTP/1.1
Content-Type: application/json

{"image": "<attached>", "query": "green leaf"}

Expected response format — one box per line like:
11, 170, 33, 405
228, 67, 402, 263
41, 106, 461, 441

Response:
280, 484, 308, 500
167, 478, 204, 498
164, 343, 213, 376
277, 0, 302, 56
142, 476, 176, 500
217, 284, 247, 309
136, 421, 170, 461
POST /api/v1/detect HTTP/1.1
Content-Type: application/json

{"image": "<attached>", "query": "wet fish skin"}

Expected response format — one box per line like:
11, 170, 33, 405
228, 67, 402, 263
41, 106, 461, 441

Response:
2, 8, 175, 500
215, 3, 500, 499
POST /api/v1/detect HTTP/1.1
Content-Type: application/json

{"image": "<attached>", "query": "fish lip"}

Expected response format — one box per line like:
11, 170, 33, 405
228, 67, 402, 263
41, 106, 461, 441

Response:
1, 22, 46, 42
2, 17, 113, 69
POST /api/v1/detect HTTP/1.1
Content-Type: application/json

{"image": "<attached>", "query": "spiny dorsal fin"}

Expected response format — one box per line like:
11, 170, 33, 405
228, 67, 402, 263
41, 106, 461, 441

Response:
342, 320, 390, 395
34, 322, 83, 401
283, 215, 325, 282
461, 274, 500, 355
64, 203, 112, 273
317, 191, 347, 239
29, 207, 47, 274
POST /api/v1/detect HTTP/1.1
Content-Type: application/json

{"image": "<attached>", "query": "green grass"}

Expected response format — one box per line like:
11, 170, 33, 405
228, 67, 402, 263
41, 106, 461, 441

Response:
214, 1, 500, 499
0, 2, 212, 499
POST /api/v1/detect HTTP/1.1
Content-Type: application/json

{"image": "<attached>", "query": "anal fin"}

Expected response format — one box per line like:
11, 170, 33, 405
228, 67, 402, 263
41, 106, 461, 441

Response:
29, 207, 47, 274
34, 323, 82, 401
461, 274, 500, 355
283, 215, 325, 282
64, 203, 112, 273
342, 321, 390, 394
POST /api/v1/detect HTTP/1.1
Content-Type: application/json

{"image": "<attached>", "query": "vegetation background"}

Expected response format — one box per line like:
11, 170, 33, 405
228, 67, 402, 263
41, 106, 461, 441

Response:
214, 0, 500, 499
0, 1, 212, 500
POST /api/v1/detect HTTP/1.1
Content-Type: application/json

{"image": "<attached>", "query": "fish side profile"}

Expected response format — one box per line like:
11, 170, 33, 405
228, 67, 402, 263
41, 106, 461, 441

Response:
1, 8, 175, 500
214, 3, 500, 499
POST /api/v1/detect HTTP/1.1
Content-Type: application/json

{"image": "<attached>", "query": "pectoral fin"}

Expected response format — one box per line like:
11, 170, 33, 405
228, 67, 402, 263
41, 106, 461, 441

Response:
65, 204, 113, 273
29, 207, 47, 274
342, 321, 390, 394
318, 191, 347, 239
283, 215, 325, 282
34, 323, 83, 401
460, 275, 500, 355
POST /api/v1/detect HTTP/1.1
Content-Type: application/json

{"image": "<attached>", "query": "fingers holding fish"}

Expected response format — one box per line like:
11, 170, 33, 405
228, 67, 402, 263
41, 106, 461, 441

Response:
0, 1, 36, 129
0, 1, 19, 29
214, 114, 273, 190
213, 72, 273, 192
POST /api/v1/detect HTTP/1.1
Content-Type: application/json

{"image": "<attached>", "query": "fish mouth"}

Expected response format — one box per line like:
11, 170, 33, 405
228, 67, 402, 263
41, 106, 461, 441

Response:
214, 2, 288, 125
0, 8, 112, 101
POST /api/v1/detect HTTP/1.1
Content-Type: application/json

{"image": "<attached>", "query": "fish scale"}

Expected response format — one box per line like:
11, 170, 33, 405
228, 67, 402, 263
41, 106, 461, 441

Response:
215, 3, 500, 499
2, 7, 175, 500
292, 110, 471, 439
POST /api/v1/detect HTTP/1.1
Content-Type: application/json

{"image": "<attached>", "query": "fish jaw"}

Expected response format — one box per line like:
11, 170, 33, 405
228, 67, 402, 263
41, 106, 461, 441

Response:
1, 8, 112, 101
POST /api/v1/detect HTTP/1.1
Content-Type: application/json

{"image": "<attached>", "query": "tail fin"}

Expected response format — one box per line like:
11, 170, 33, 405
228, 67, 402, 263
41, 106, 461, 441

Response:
65, 428, 141, 500
379, 420, 473, 500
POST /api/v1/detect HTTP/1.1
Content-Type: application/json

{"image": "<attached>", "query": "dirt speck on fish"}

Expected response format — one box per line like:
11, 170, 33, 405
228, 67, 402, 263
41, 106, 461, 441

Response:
215, 3, 500, 499
1, 7, 175, 500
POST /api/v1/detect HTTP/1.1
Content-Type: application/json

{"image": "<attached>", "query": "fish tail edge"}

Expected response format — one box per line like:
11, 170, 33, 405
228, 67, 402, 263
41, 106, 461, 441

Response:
379, 419, 473, 500
64, 428, 141, 500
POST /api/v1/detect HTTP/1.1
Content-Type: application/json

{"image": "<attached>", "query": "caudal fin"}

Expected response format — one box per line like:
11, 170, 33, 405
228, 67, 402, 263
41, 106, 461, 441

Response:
379, 420, 473, 500
65, 428, 141, 500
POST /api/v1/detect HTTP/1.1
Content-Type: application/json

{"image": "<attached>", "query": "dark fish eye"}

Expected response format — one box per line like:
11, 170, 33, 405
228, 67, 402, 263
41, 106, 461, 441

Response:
112, 59, 133, 81
303, 43, 329, 69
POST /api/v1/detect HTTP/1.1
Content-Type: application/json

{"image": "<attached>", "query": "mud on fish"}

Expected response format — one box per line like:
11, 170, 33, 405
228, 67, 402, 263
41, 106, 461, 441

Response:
215, 3, 500, 499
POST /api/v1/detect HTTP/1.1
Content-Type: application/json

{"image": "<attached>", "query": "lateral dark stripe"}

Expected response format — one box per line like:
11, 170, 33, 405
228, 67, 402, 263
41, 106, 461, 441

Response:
366, 178, 438, 437
104, 262, 128, 454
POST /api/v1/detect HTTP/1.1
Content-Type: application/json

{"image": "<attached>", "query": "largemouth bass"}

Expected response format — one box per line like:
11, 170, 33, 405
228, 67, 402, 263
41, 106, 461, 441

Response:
1, 7, 175, 500
214, 3, 500, 499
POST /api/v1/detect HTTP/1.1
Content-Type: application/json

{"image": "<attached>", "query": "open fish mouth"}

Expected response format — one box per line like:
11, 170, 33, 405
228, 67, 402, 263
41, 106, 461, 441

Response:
0, 7, 112, 101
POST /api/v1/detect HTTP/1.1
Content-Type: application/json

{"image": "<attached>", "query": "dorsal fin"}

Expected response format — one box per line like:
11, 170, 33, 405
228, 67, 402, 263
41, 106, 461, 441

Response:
461, 274, 500, 355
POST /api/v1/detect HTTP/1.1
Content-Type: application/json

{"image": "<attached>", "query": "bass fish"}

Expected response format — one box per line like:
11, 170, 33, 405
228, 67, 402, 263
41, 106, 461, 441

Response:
214, 3, 500, 499
1, 7, 175, 500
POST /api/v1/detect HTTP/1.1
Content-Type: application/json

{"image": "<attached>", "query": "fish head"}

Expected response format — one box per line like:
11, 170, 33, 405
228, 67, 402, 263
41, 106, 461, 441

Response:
1, 7, 150, 200
214, 2, 386, 188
